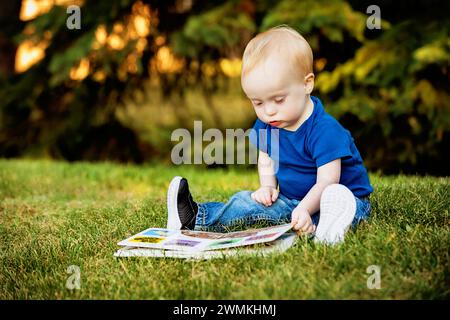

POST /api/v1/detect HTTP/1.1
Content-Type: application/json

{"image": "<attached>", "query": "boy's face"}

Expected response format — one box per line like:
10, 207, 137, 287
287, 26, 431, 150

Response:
241, 55, 314, 131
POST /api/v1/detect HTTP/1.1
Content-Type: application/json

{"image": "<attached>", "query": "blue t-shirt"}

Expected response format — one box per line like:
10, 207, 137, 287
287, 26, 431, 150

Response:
249, 96, 373, 200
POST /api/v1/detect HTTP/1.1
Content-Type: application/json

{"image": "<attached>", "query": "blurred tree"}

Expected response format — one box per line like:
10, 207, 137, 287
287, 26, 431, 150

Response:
0, 2, 22, 77
0, 0, 227, 162
0, 0, 449, 174
315, 20, 450, 174
169, 0, 256, 127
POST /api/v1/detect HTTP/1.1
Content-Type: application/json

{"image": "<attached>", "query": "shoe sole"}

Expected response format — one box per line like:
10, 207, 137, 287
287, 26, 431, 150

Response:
314, 184, 356, 245
167, 176, 182, 230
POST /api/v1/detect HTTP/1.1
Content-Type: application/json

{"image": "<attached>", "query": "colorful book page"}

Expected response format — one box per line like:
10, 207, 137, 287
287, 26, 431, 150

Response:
117, 223, 292, 252
114, 232, 298, 260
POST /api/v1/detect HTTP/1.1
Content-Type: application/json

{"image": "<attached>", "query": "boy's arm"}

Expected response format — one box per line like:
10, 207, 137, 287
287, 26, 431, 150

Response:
295, 158, 341, 216
251, 150, 279, 206
258, 150, 277, 188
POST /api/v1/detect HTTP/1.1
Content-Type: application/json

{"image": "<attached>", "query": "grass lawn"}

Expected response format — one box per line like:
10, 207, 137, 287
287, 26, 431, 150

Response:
0, 159, 448, 299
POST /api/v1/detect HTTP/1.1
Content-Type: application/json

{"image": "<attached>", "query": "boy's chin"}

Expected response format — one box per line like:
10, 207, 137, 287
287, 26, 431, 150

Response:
280, 121, 300, 131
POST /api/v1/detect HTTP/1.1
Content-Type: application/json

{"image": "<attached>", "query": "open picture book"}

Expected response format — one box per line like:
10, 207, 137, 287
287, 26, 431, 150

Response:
114, 223, 298, 260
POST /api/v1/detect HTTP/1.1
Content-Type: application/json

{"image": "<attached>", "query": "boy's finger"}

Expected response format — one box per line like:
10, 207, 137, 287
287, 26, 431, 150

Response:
293, 221, 302, 230
264, 193, 272, 206
258, 194, 268, 206
301, 222, 311, 232
295, 219, 307, 231
303, 224, 312, 233
258, 193, 265, 205
290, 212, 299, 227
271, 189, 279, 202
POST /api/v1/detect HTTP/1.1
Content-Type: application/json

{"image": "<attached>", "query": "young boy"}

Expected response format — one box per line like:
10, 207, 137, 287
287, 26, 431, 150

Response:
166, 26, 373, 244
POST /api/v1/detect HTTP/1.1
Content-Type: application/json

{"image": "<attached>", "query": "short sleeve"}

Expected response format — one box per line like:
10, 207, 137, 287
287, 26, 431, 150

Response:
248, 118, 270, 153
308, 118, 352, 167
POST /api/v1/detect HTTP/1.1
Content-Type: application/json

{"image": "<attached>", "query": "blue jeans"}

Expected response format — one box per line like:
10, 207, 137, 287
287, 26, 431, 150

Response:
194, 190, 371, 232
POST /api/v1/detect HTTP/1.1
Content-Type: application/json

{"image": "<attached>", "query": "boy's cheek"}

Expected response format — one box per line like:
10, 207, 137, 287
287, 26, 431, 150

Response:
255, 113, 266, 122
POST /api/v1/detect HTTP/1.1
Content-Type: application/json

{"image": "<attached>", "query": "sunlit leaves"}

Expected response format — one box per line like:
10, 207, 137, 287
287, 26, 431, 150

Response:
261, 0, 369, 46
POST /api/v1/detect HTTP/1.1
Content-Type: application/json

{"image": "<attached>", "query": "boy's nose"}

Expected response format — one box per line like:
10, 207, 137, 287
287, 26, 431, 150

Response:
264, 103, 277, 116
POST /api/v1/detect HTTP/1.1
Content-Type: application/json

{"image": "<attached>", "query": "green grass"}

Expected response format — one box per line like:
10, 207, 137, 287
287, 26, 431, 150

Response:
0, 159, 449, 299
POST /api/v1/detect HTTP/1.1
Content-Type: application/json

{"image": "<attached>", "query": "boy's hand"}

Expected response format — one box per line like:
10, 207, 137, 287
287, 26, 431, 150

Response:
291, 207, 316, 235
251, 186, 279, 206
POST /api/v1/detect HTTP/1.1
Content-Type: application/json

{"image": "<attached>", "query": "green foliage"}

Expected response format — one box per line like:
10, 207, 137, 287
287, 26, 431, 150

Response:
172, 1, 256, 59
315, 21, 450, 171
48, 30, 96, 87
0, 0, 151, 160
261, 0, 371, 46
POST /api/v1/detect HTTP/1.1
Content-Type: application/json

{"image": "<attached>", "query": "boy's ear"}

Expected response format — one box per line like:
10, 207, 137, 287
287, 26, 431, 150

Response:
304, 73, 315, 94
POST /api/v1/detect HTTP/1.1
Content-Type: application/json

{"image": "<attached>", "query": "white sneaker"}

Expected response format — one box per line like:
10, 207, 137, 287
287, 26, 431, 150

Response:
166, 176, 198, 230
314, 184, 356, 245
167, 176, 182, 229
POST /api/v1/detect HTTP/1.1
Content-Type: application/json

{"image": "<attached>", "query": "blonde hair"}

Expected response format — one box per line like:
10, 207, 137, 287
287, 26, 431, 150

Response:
241, 26, 313, 80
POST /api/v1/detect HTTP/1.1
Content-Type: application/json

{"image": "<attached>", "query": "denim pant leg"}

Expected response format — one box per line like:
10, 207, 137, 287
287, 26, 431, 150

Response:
194, 190, 299, 232
310, 196, 372, 229
351, 197, 372, 228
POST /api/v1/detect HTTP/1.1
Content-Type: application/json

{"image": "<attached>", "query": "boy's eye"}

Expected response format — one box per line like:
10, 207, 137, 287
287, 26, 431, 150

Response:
253, 101, 263, 106
275, 97, 285, 104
